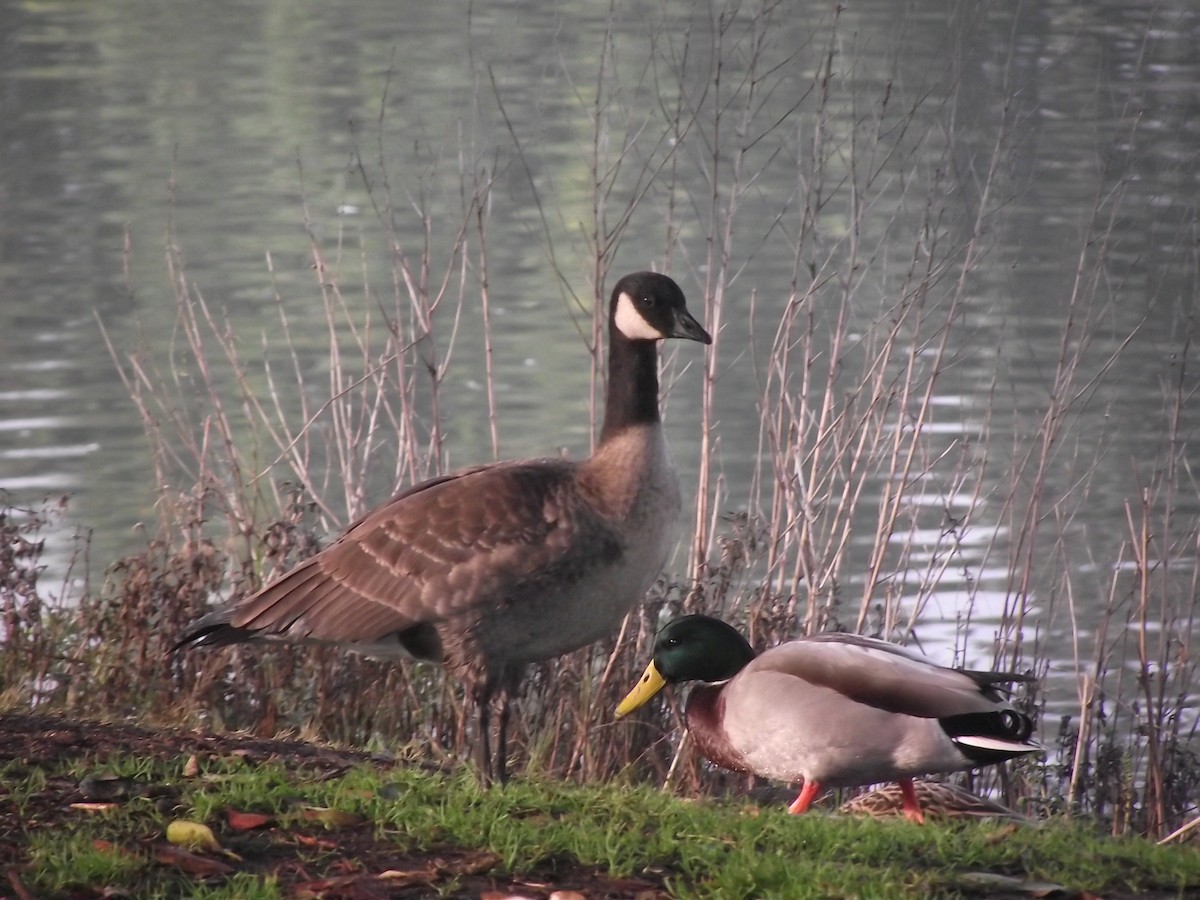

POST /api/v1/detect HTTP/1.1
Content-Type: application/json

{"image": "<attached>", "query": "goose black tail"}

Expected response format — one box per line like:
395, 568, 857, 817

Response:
171, 610, 254, 654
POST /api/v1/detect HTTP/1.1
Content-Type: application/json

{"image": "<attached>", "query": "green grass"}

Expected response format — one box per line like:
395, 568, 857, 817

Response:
10, 749, 1199, 899
27, 830, 149, 893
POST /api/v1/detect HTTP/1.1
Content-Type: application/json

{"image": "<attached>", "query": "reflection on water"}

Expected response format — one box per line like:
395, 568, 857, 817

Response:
1, 1, 1197, 714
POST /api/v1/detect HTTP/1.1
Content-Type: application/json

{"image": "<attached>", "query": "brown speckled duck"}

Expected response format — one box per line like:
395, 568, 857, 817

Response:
616, 615, 1041, 822
176, 272, 710, 782
838, 780, 1032, 822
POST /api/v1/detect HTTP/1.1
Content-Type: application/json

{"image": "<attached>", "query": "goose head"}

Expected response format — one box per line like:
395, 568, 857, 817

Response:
615, 614, 754, 716
611, 272, 712, 345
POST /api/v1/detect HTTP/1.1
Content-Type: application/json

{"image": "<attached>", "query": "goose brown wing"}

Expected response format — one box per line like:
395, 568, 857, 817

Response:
751, 634, 1013, 719
184, 458, 618, 646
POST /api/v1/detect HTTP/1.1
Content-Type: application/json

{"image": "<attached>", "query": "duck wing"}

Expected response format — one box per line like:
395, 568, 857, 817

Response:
750, 634, 1023, 719
178, 458, 620, 648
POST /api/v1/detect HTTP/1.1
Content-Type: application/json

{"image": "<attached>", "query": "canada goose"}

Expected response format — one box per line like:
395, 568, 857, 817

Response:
616, 615, 1041, 823
175, 272, 710, 783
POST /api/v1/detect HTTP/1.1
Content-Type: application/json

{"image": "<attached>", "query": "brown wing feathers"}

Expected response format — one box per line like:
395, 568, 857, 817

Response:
176, 458, 605, 650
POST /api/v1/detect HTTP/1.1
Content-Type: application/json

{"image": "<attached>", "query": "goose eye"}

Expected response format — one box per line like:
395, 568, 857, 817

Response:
640, 295, 657, 309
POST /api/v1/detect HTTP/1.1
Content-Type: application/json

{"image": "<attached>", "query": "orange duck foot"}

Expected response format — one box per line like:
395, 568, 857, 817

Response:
788, 780, 822, 814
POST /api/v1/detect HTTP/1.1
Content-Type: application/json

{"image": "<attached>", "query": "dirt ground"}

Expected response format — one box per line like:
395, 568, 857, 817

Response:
0, 712, 670, 899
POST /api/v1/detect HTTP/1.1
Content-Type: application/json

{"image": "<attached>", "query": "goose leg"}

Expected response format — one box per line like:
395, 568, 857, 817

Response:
495, 692, 511, 785
475, 697, 494, 784
787, 780, 822, 814
898, 778, 925, 824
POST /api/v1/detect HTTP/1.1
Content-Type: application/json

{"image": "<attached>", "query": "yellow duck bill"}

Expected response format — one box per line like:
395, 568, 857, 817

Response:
615, 660, 667, 717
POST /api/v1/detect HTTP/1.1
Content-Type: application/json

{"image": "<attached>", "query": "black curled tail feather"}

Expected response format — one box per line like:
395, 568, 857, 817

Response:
940, 708, 1034, 742
1004, 709, 1033, 741
940, 708, 1039, 765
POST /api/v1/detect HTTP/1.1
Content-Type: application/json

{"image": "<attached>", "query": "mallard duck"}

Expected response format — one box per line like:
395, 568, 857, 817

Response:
176, 272, 710, 782
616, 615, 1041, 822
838, 780, 1032, 822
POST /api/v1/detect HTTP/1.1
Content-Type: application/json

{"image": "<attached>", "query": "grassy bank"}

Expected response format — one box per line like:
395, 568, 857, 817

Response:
3, 712, 1197, 899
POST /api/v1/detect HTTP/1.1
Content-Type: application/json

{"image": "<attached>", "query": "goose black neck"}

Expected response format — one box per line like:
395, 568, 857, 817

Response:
599, 332, 660, 443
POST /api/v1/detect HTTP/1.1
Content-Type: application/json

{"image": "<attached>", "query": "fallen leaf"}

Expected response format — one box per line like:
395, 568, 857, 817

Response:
300, 806, 363, 828
450, 851, 501, 874
375, 867, 436, 888
69, 802, 120, 813
152, 844, 235, 877
166, 820, 223, 853
226, 808, 274, 832
292, 875, 371, 898
6, 869, 35, 900
959, 872, 1081, 898
294, 833, 339, 850
373, 852, 500, 888
183, 754, 200, 778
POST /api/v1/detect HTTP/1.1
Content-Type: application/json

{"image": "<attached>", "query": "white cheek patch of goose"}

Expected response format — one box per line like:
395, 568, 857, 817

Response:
614, 292, 666, 340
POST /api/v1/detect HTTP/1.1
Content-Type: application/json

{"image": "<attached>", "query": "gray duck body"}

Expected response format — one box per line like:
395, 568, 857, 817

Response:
618, 615, 1040, 819
702, 634, 1031, 789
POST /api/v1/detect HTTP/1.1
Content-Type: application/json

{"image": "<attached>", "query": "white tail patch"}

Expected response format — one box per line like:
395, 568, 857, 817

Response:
344, 639, 417, 661
614, 292, 666, 340
953, 735, 1041, 754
